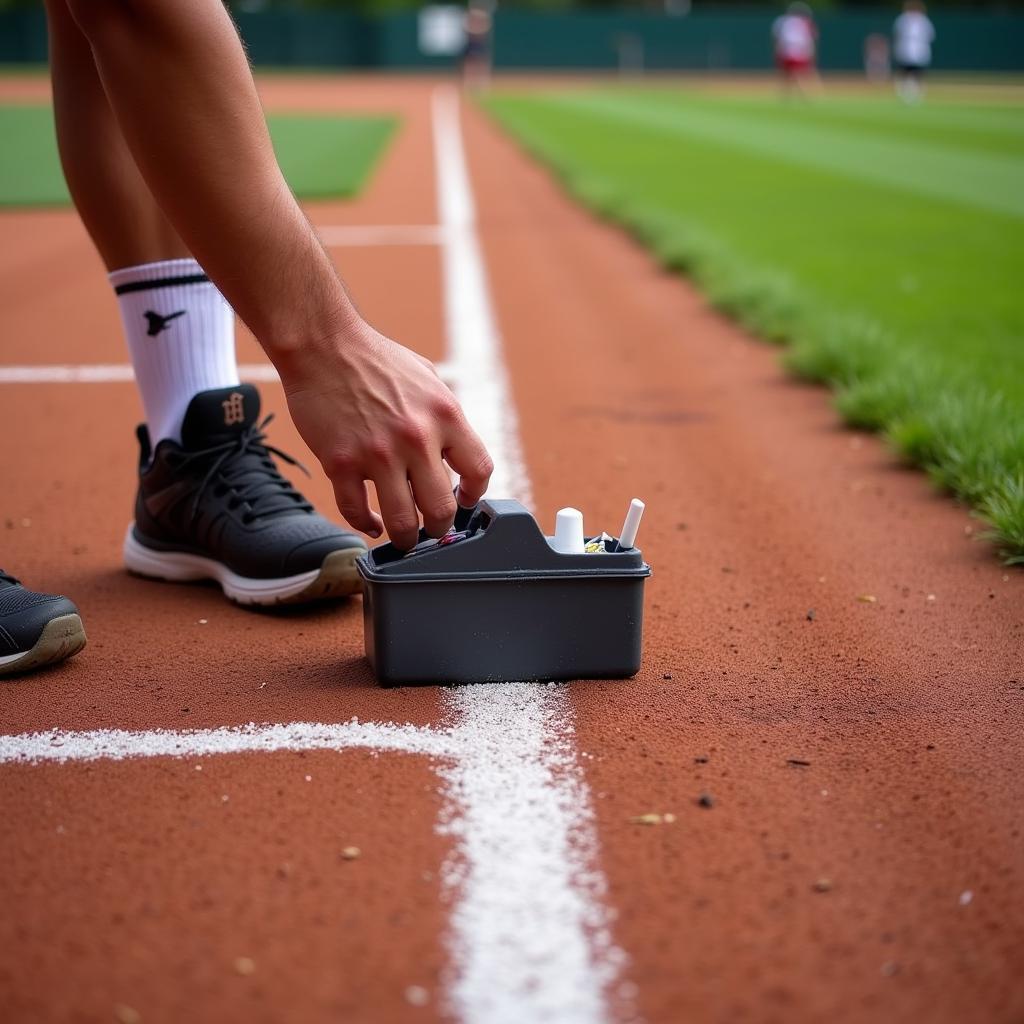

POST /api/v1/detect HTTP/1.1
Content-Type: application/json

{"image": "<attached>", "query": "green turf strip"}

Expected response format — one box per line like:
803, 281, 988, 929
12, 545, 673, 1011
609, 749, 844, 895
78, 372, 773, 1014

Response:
0, 105, 395, 206
487, 87, 1024, 561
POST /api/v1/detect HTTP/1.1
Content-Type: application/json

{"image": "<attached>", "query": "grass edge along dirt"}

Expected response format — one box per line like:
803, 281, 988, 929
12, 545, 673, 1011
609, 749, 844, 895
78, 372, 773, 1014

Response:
0, 105, 397, 207
484, 93, 1024, 564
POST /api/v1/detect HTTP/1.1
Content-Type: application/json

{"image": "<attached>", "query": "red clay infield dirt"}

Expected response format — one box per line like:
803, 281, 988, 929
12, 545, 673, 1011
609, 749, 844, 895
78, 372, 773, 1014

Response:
1, 74, 1022, 1024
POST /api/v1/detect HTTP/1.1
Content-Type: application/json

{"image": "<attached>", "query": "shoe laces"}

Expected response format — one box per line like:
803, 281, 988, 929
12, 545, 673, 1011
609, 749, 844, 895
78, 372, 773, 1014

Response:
0, 570, 19, 587
175, 414, 314, 524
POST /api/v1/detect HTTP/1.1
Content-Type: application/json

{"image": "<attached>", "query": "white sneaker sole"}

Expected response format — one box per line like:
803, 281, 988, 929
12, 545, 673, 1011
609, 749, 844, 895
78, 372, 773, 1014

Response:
0, 613, 87, 677
123, 525, 365, 606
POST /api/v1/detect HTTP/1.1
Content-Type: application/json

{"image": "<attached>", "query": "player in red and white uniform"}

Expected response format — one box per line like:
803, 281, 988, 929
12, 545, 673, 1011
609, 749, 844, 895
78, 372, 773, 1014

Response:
772, 3, 819, 96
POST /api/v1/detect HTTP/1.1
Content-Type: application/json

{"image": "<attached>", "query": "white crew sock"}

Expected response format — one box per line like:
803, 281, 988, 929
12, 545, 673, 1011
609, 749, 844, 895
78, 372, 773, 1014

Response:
108, 257, 240, 445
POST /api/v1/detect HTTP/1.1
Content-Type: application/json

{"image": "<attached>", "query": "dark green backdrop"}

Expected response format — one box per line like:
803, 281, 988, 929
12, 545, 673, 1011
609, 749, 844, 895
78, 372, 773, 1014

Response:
1, 7, 1020, 71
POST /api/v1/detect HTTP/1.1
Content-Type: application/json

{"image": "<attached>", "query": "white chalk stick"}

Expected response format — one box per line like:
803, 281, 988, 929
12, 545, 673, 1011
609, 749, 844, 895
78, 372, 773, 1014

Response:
618, 498, 645, 550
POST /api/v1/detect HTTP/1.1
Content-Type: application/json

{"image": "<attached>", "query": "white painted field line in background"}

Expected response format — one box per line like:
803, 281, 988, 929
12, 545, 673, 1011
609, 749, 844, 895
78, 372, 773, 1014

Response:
0, 361, 454, 386
432, 86, 531, 506
431, 85, 619, 1024
317, 223, 447, 247
0, 363, 279, 384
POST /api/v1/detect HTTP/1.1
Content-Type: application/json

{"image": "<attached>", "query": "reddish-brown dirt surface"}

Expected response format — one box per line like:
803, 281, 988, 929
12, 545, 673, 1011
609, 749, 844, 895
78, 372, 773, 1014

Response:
2, 73, 1022, 1024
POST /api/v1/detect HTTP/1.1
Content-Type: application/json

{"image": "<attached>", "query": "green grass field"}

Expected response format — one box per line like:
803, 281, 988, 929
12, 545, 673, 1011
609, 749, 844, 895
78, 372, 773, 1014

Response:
487, 86, 1024, 561
0, 105, 395, 206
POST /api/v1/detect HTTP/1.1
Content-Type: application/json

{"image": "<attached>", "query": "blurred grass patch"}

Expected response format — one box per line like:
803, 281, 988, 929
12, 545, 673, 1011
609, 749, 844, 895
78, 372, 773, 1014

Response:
487, 87, 1024, 562
0, 104, 395, 206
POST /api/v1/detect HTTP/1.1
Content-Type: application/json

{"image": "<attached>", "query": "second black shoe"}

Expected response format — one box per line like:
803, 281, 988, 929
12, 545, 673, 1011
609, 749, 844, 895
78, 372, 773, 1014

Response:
0, 571, 86, 677
123, 385, 368, 606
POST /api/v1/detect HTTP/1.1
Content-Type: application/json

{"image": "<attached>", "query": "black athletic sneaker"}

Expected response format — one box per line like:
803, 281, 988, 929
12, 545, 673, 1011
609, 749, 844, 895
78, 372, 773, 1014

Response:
123, 384, 367, 606
0, 571, 87, 677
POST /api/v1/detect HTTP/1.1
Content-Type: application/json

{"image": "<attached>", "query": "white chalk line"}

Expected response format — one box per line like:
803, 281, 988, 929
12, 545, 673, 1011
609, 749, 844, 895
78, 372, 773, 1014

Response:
430, 85, 619, 1024
0, 719, 456, 766
0, 361, 454, 386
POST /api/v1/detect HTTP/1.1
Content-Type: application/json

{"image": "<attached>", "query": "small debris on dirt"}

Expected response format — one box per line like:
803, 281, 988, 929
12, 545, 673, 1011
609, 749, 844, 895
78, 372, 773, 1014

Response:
694, 756, 709, 764
697, 793, 715, 809
197, 619, 208, 625
927, 593, 936, 602
787, 759, 812, 767
663, 813, 677, 824
193, 765, 202, 772
806, 609, 816, 621
630, 813, 667, 826
959, 890, 973, 906
812, 878, 833, 893
276, 863, 293, 879
926, 744, 936, 751
304, 774, 312, 782
857, 594, 877, 603
880, 961, 900, 978
340, 846, 361, 860
405, 985, 430, 1007
662, 672, 673, 681
233, 956, 256, 976
114, 1005, 141, 1024
721, 566, 734, 574
221, 794, 229, 803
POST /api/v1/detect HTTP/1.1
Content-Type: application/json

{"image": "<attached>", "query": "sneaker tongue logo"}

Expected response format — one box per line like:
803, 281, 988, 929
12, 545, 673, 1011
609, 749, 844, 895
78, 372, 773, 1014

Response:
221, 392, 246, 427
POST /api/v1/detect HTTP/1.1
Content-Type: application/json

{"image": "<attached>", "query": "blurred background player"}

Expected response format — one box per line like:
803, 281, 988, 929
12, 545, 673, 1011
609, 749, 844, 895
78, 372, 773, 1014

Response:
772, 3, 820, 98
893, 0, 935, 103
864, 32, 891, 84
462, 2, 494, 93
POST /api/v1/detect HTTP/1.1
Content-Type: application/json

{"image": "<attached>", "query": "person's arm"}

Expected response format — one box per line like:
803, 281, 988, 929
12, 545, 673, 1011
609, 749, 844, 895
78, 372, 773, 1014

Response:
64, 0, 492, 550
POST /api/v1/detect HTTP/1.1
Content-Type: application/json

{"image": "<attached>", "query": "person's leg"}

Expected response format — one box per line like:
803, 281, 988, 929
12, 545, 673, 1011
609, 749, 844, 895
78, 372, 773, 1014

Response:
46, 0, 186, 268
46, 0, 239, 445
43, 0, 373, 604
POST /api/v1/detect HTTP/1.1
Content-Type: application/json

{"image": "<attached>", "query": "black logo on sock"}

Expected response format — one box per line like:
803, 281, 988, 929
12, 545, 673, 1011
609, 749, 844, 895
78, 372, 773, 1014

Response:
144, 310, 186, 337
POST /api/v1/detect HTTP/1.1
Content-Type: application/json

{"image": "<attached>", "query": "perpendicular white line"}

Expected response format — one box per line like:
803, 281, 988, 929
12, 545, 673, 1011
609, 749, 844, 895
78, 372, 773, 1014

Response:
0, 363, 279, 384
0, 719, 458, 766
0, 362, 452, 385
431, 85, 618, 1024
317, 224, 448, 247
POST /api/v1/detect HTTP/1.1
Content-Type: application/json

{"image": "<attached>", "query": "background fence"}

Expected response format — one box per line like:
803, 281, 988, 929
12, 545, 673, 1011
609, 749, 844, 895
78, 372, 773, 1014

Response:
1, 7, 1021, 73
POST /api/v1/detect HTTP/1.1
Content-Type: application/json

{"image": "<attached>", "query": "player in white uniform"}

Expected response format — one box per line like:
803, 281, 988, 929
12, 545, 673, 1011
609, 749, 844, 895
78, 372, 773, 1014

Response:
893, 0, 936, 102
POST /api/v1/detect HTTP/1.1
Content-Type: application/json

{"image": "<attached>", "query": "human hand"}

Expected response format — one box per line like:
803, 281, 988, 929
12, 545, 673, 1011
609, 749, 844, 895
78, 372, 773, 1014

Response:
279, 320, 493, 550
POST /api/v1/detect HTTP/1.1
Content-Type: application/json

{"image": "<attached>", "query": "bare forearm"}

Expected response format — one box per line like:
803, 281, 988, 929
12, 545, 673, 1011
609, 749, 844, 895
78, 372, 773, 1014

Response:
67, 0, 353, 356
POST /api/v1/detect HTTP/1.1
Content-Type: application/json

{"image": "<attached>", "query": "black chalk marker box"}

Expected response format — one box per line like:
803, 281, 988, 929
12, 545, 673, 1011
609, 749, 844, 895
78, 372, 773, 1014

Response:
356, 499, 651, 686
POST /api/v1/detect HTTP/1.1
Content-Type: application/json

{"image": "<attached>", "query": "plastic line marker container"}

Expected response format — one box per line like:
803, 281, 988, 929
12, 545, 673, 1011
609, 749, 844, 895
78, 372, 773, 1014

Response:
356, 499, 652, 686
